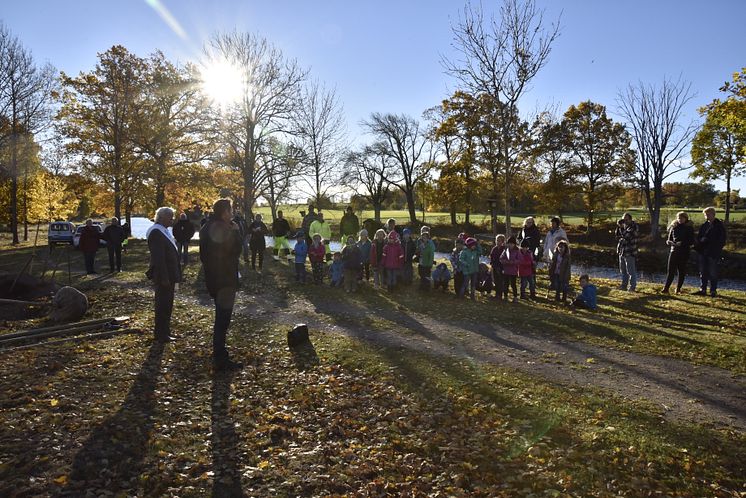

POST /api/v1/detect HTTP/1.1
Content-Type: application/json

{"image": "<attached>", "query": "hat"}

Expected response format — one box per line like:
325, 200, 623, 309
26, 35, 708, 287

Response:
465, 237, 477, 247
402, 228, 411, 236
388, 231, 399, 240
295, 230, 305, 238
420, 226, 430, 234
507, 236, 517, 245
457, 232, 466, 241
520, 239, 530, 248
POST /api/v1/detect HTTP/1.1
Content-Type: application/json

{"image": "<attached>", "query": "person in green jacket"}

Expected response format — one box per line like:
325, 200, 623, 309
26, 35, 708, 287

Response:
309, 211, 333, 260
339, 206, 360, 243
459, 237, 480, 300
416, 228, 436, 290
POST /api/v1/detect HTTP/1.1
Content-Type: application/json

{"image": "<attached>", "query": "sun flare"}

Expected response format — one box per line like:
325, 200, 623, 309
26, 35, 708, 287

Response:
200, 59, 244, 107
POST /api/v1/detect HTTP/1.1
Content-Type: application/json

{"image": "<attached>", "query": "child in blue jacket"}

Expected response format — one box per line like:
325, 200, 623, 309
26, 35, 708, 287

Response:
329, 252, 344, 287
571, 274, 597, 310
292, 231, 308, 283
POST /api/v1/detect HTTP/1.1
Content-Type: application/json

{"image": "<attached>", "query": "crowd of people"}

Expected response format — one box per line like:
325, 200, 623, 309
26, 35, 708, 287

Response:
139, 201, 727, 371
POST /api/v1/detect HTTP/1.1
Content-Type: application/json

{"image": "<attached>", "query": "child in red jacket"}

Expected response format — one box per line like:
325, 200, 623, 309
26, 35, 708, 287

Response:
308, 233, 327, 284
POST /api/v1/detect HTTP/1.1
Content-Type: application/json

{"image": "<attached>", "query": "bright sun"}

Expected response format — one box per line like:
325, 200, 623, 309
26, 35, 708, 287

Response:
200, 59, 244, 108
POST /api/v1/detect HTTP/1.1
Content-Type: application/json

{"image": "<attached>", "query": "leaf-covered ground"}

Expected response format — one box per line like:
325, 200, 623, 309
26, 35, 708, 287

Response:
1, 241, 745, 497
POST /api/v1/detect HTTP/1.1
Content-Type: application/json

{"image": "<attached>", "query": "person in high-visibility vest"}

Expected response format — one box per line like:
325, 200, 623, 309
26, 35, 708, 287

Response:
309, 211, 332, 260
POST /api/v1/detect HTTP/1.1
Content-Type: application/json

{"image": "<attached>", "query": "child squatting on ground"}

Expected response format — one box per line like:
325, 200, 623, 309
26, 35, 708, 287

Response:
571, 274, 598, 310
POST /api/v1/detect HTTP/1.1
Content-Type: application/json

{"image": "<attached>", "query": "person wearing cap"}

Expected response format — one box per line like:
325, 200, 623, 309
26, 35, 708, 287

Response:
308, 233, 326, 284
292, 231, 308, 283
400, 228, 417, 285
500, 236, 520, 302
459, 237, 480, 300
309, 211, 332, 260
450, 236, 466, 297
416, 229, 436, 290
340, 206, 360, 243
381, 230, 404, 291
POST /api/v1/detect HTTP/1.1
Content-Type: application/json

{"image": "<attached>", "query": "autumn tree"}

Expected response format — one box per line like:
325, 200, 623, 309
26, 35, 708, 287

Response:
293, 80, 347, 206
442, 0, 560, 234
618, 77, 697, 239
562, 101, 635, 232
690, 68, 746, 224
531, 112, 576, 219
362, 112, 433, 223
130, 52, 215, 215
204, 31, 307, 218
58, 45, 146, 221
0, 23, 57, 243
341, 143, 394, 223
260, 137, 306, 219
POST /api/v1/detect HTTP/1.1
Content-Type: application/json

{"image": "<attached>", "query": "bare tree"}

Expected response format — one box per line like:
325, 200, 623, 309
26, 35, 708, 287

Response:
442, 0, 560, 234
293, 80, 347, 206
204, 31, 307, 217
260, 137, 306, 219
362, 112, 433, 223
0, 23, 57, 243
342, 143, 394, 223
617, 77, 697, 240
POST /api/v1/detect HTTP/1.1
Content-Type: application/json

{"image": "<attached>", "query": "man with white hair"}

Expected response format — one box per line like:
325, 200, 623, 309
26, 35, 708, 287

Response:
146, 207, 181, 342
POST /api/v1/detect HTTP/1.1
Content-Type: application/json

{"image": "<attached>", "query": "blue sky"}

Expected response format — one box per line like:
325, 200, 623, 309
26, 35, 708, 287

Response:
3, 0, 745, 192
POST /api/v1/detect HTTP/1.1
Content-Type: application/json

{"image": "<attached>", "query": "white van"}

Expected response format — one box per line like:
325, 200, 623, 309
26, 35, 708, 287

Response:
48, 221, 76, 246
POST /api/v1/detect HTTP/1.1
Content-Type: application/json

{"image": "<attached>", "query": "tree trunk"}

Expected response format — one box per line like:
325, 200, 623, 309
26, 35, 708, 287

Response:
373, 203, 382, 223
465, 207, 470, 225
725, 170, 732, 224
450, 204, 457, 226
504, 178, 512, 237
405, 189, 417, 224
22, 169, 29, 242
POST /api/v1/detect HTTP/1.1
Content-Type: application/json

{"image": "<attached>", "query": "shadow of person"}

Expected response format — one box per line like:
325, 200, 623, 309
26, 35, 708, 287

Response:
211, 369, 245, 498
67, 341, 165, 492
290, 341, 320, 371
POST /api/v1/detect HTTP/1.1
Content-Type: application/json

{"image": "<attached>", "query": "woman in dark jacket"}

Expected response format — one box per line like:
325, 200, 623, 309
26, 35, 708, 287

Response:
247, 213, 269, 272
662, 211, 695, 294
79, 219, 102, 274
518, 216, 542, 262
200, 199, 243, 370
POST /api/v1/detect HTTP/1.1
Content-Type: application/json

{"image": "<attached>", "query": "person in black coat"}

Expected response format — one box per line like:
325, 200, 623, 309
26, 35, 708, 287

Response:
518, 216, 541, 262
693, 207, 727, 297
146, 207, 182, 342
172, 213, 196, 265
200, 198, 243, 370
662, 211, 695, 294
102, 217, 126, 272
247, 213, 269, 272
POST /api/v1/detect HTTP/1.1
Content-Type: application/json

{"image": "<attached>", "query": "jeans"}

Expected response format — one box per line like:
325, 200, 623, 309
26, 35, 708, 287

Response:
550, 274, 568, 301
386, 268, 399, 289
504, 275, 518, 299
460, 272, 477, 299
83, 251, 96, 274
250, 243, 265, 270
213, 292, 235, 362
176, 240, 189, 264
344, 268, 358, 292
295, 262, 306, 283
107, 244, 122, 271
418, 265, 431, 290
520, 275, 536, 297
699, 254, 720, 294
664, 250, 689, 292
619, 255, 637, 291
401, 264, 413, 285
492, 269, 505, 300
312, 262, 324, 284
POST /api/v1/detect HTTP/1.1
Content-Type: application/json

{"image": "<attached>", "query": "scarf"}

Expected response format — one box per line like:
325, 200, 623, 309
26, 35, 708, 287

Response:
146, 223, 178, 250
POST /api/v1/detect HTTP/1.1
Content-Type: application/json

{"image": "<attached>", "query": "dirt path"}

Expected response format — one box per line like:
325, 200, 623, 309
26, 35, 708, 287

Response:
225, 283, 746, 433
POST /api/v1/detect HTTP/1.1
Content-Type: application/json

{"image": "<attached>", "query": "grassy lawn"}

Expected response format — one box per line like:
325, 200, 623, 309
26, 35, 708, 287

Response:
1, 240, 744, 496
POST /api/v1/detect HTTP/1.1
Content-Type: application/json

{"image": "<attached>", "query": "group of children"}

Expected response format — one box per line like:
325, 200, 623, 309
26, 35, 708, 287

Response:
288, 217, 598, 311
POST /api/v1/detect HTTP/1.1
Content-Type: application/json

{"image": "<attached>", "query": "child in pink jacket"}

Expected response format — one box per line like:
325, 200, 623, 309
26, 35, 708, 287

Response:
381, 231, 404, 291
518, 239, 536, 299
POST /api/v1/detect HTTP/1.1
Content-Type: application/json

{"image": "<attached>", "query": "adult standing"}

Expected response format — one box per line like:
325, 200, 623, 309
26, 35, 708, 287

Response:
616, 212, 639, 292
247, 213, 269, 272
543, 217, 568, 263
232, 212, 249, 264
271, 210, 292, 258
102, 217, 126, 272
146, 207, 181, 343
302, 206, 318, 246
79, 219, 101, 275
694, 207, 727, 297
339, 206, 360, 243
172, 213, 196, 265
200, 198, 243, 370
309, 211, 332, 260
662, 211, 695, 294
518, 216, 541, 262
